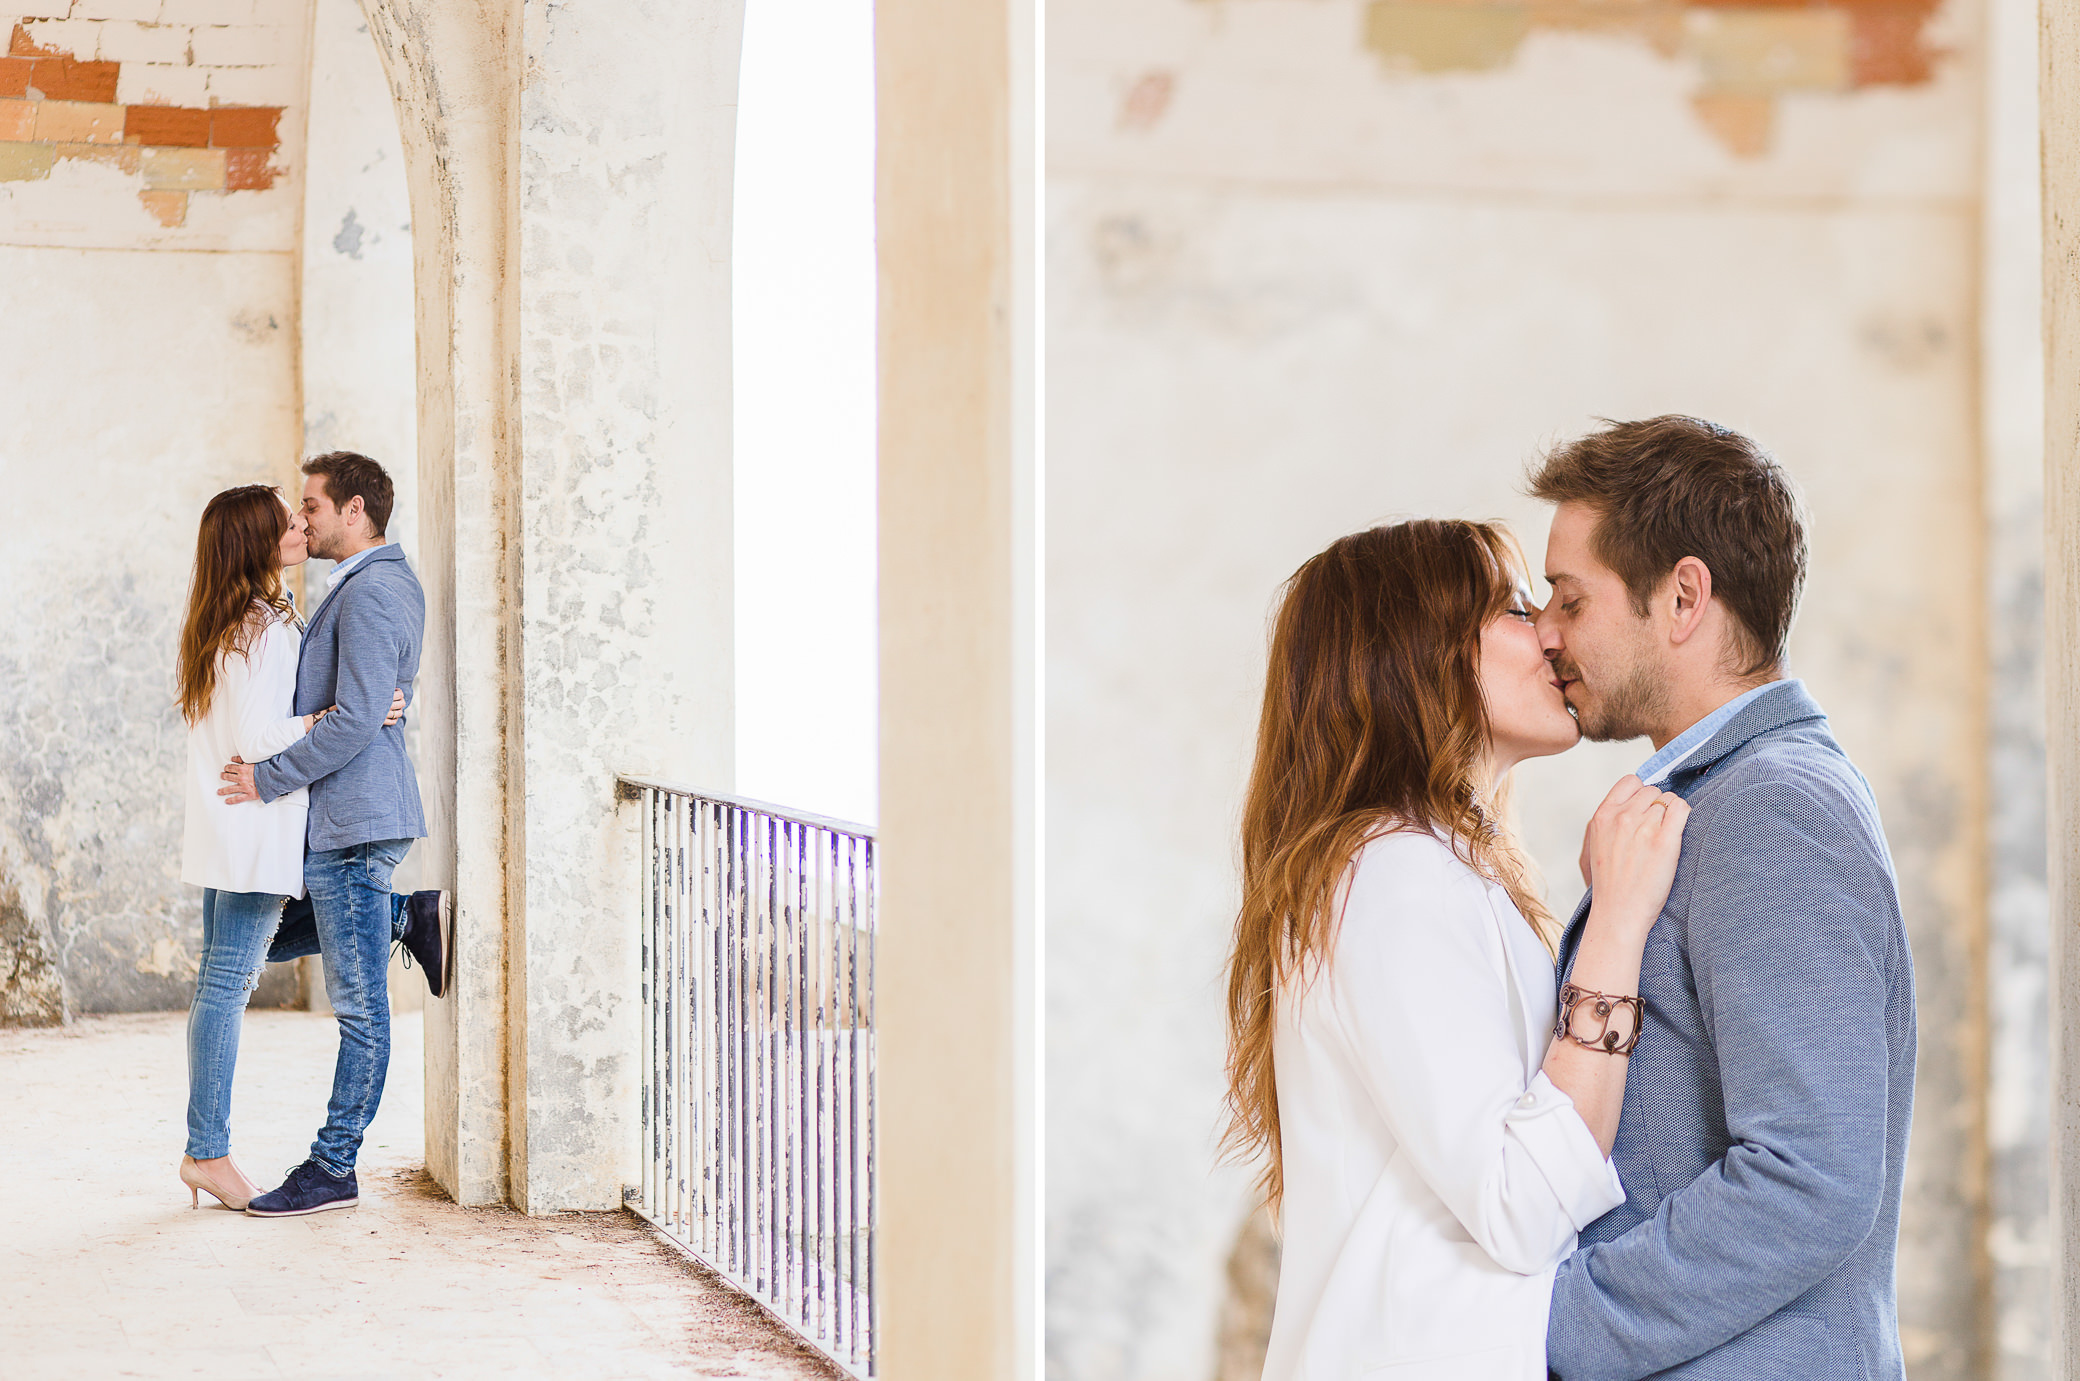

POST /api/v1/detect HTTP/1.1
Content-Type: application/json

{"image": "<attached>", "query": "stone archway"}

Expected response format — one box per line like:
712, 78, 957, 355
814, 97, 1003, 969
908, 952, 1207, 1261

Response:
351, 0, 740, 1212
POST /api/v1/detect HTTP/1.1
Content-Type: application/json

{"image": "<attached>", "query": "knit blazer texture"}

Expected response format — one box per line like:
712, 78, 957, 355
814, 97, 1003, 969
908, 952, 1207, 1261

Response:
252, 544, 427, 852
1548, 680, 1916, 1381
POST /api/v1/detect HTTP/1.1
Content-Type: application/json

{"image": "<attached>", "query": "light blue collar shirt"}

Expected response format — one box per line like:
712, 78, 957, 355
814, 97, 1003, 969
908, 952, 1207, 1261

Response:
1634, 680, 1784, 786
326, 542, 387, 590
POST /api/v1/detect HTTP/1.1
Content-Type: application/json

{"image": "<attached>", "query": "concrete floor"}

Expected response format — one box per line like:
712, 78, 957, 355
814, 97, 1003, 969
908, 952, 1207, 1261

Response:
0, 1009, 844, 1380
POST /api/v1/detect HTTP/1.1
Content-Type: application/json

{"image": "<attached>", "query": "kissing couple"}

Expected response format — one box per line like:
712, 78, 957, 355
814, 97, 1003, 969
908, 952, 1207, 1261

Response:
174, 451, 453, 1218
1229, 417, 1915, 1380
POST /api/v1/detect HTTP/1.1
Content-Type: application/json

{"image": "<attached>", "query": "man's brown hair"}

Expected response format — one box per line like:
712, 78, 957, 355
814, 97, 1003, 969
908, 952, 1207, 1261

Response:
302, 451, 394, 537
1527, 416, 1807, 677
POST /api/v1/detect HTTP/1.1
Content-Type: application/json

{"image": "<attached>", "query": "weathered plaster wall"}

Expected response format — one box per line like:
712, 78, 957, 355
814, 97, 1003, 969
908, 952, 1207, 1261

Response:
1046, 1, 2020, 1376
1, 0, 310, 1019
510, 0, 738, 1214
303, 0, 413, 554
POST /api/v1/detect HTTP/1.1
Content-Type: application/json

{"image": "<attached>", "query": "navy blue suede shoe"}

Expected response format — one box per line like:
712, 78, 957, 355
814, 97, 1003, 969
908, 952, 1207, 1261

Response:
398, 890, 452, 999
245, 1160, 358, 1217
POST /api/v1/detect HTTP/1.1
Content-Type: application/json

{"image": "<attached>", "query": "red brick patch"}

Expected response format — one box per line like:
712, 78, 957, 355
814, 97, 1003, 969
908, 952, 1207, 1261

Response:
209, 106, 279, 148
1847, 3, 1942, 87
223, 145, 274, 190
31, 57, 120, 103
9, 23, 59, 58
0, 22, 288, 210
125, 103, 210, 147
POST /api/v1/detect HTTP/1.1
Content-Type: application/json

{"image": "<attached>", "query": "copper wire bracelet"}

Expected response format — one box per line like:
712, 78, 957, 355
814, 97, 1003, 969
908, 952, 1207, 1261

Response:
1555, 983, 1643, 1056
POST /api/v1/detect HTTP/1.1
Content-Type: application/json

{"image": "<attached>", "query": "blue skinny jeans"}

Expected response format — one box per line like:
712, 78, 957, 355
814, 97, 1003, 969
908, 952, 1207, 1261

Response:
185, 887, 291, 1159
186, 849, 413, 1167
278, 838, 413, 1177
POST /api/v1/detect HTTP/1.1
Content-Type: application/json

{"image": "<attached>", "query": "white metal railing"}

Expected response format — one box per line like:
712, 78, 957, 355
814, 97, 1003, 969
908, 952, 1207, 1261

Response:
622, 778, 877, 1377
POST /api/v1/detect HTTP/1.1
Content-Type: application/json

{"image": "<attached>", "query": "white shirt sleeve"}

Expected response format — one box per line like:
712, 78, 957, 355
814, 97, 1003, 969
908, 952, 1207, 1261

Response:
1328, 840, 1626, 1276
221, 617, 307, 763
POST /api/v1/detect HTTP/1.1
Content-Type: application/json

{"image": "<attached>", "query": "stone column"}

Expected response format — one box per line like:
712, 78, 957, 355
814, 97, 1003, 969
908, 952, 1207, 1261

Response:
2046, 0, 2080, 1372
358, 0, 524, 1207
508, 0, 740, 1213
877, 0, 1040, 1373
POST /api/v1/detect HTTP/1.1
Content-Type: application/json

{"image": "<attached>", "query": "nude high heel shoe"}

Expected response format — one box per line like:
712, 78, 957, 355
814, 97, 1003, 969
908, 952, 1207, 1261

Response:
180, 1155, 256, 1211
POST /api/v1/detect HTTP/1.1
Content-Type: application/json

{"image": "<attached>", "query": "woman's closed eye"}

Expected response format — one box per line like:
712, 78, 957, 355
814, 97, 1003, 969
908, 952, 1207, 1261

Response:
1506, 604, 1537, 622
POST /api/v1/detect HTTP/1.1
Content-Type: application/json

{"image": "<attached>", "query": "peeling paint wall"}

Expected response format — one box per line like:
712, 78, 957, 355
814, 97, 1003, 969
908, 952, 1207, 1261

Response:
1358, 0, 1945, 158
510, 0, 739, 1215
302, 0, 413, 561
0, 6, 302, 244
1047, 0, 2029, 1377
1, 0, 310, 1017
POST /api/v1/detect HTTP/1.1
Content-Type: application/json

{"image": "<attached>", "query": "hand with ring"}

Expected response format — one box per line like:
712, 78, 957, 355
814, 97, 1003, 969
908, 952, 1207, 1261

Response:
1583, 774, 1691, 943
218, 756, 259, 805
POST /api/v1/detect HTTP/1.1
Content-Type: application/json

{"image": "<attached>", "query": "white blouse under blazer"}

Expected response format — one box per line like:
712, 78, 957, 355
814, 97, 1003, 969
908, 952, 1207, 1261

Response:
180, 613, 310, 898
1261, 830, 1626, 1381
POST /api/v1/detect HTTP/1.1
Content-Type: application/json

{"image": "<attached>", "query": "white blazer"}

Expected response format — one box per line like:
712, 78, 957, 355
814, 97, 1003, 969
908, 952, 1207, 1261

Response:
1261, 830, 1625, 1381
180, 613, 310, 898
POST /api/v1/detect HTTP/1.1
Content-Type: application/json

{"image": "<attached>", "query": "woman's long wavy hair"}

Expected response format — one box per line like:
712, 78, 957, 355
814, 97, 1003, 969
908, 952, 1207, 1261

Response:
1222, 519, 1558, 1213
178, 485, 294, 725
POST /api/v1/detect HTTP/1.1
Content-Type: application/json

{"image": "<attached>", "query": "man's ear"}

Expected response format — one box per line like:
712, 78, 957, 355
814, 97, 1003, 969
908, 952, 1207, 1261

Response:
1666, 556, 1713, 646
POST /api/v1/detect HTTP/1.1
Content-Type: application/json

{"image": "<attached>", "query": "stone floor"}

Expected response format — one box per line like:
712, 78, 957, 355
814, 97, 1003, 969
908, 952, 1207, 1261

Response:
0, 1010, 845, 1380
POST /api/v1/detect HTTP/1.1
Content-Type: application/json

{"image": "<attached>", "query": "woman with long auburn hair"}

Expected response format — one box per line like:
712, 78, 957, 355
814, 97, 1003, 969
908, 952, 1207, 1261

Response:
174, 484, 397, 1211
1225, 519, 1689, 1380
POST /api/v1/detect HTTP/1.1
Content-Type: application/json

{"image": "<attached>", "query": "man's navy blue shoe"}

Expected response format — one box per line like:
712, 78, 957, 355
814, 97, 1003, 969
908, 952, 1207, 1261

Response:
245, 1160, 358, 1217
398, 889, 451, 999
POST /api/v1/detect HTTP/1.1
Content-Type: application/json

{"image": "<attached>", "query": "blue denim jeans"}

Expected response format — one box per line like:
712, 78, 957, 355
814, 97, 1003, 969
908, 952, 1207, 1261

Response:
298, 838, 413, 1177
186, 887, 291, 1159
264, 891, 407, 964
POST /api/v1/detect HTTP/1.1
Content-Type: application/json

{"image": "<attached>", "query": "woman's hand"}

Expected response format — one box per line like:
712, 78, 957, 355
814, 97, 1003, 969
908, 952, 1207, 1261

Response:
1584, 774, 1691, 943
302, 689, 407, 734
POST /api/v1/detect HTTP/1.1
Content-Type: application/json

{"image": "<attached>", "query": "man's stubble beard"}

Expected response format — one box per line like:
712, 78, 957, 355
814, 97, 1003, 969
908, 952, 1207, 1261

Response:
1568, 652, 1671, 744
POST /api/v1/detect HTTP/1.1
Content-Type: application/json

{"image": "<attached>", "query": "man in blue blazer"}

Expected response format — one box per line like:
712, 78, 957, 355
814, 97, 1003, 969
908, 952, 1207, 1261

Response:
1530, 418, 1915, 1381
217, 451, 450, 1217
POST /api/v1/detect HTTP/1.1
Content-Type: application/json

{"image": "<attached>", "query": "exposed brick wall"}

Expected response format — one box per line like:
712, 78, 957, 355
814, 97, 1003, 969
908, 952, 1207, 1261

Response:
1361, 0, 1944, 158
0, 4, 296, 235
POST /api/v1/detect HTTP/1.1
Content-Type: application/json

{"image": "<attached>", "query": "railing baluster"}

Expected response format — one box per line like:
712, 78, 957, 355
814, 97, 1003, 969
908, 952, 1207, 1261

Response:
621, 779, 877, 1377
